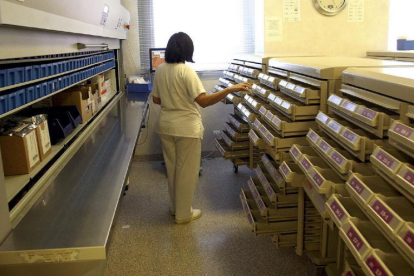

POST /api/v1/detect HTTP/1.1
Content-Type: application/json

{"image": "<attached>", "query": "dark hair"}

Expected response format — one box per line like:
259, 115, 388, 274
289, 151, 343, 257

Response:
165, 32, 195, 63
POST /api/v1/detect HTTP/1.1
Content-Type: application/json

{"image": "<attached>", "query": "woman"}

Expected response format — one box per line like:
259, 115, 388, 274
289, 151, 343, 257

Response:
152, 32, 252, 224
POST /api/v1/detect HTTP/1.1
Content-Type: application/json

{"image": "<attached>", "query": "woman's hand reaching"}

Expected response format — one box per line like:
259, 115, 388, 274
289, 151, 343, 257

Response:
229, 82, 252, 93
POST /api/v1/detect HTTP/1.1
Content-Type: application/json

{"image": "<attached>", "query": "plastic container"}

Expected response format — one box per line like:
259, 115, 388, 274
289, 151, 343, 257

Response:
26, 86, 35, 103
32, 65, 41, 79
0, 95, 8, 114
6, 67, 25, 86
41, 82, 49, 96
127, 83, 153, 93
397, 39, 414, 50
25, 66, 34, 82
0, 69, 7, 88
52, 63, 59, 75
47, 63, 54, 77
8, 89, 26, 110
47, 80, 55, 94
41, 64, 48, 77
34, 84, 44, 100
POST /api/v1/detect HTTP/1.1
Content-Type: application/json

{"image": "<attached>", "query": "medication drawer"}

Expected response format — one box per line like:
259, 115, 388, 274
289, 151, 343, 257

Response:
388, 120, 414, 159
268, 92, 319, 121
278, 80, 320, 105
238, 66, 260, 79
228, 114, 250, 133
328, 94, 397, 138
258, 73, 282, 90
213, 139, 249, 159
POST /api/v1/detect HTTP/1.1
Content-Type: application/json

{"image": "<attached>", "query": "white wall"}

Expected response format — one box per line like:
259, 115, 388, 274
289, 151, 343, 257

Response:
121, 0, 141, 77
264, 0, 390, 56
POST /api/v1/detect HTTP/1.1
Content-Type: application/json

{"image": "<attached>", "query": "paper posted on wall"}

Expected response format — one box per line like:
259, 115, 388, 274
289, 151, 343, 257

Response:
283, 0, 301, 22
265, 17, 283, 42
348, 0, 364, 22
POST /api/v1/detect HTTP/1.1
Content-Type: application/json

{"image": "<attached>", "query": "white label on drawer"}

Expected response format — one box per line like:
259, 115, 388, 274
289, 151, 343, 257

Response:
258, 73, 265, 79
260, 126, 267, 134
237, 103, 243, 110
266, 133, 274, 143
245, 110, 251, 118
249, 130, 259, 143
274, 97, 284, 106
392, 122, 414, 140
328, 120, 343, 134
251, 100, 258, 108
328, 94, 343, 106
252, 84, 258, 90
293, 86, 306, 97
260, 88, 267, 95
248, 98, 254, 104
307, 130, 320, 144
341, 129, 360, 144
286, 83, 296, 90
268, 94, 276, 102
272, 116, 282, 128
242, 77, 248, 82
341, 100, 358, 112
279, 80, 288, 87
248, 69, 254, 74
316, 112, 329, 125
227, 94, 234, 100
265, 111, 274, 121
268, 77, 275, 83
318, 140, 332, 154
263, 75, 270, 81
281, 101, 291, 111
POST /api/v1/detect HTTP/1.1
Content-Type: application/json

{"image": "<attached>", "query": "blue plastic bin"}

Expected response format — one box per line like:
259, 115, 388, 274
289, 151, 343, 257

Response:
41, 82, 49, 96
52, 79, 59, 91
8, 89, 26, 110
53, 63, 59, 75
0, 69, 7, 88
6, 67, 25, 86
41, 64, 48, 77
25, 66, 34, 82
47, 80, 55, 94
26, 86, 35, 102
33, 65, 41, 79
0, 95, 8, 114
47, 64, 54, 77
35, 84, 44, 99
127, 83, 153, 93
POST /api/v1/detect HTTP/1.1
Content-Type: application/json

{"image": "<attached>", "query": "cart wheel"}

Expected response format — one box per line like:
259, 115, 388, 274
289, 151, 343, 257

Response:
233, 165, 239, 173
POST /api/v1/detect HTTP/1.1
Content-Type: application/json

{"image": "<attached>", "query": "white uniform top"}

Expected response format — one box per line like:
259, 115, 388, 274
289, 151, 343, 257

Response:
152, 63, 206, 139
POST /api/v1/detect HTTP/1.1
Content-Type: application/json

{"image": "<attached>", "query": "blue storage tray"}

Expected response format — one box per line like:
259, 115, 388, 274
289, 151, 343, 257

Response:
6, 67, 25, 86
47, 64, 54, 76
25, 66, 34, 82
41, 82, 49, 96
52, 63, 59, 75
127, 83, 153, 93
0, 69, 7, 88
8, 89, 26, 110
41, 64, 48, 77
0, 95, 8, 114
26, 86, 35, 102
47, 81, 55, 94
34, 84, 44, 100
33, 65, 41, 79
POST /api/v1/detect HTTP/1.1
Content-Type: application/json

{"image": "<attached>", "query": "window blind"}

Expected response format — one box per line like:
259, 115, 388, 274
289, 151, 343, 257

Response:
137, 0, 256, 72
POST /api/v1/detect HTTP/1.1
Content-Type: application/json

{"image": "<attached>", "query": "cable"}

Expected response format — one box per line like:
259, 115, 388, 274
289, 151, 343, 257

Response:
137, 103, 150, 145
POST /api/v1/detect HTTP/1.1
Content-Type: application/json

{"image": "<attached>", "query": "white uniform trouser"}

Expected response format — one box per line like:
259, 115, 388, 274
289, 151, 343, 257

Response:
159, 134, 201, 220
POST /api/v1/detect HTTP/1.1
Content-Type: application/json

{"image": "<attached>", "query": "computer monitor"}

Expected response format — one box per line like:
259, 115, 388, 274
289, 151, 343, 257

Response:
149, 48, 166, 72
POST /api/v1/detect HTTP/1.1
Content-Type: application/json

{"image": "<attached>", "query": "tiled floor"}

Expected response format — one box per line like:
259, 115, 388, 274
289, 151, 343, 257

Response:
104, 158, 308, 276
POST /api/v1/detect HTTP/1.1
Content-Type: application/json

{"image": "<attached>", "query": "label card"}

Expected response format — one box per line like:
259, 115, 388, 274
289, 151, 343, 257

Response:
361, 108, 377, 120
348, 176, 365, 195
346, 227, 364, 251
328, 94, 343, 106
318, 140, 332, 154
280, 162, 291, 178
365, 255, 388, 276
374, 149, 397, 170
371, 200, 394, 224
330, 200, 345, 221
290, 146, 301, 160
307, 130, 320, 144
392, 123, 414, 139
403, 230, 414, 252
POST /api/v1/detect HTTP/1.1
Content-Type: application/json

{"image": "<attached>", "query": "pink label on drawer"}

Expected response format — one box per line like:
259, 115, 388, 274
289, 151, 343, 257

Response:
290, 146, 300, 159
266, 185, 275, 197
301, 158, 311, 171
365, 255, 388, 276
331, 152, 345, 166
361, 108, 377, 120
375, 150, 395, 169
312, 172, 324, 187
259, 106, 267, 114
257, 198, 266, 211
342, 129, 358, 143
272, 116, 281, 127
252, 189, 260, 199
260, 126, 266, 133
403, 230, 414, 251
255, 166, 263, 176
330, 201, 345, 220
266, 112, 273, 120
319, 140, 331, 153
281, 163, 291, 176
393, 123, 414, 138
371, 200, 394, 224
308, 131, 319, 143
404, 171, 414, 186
262, 155, 269, 165
349, 177, 365, 195
328, 120, 342, 133
266, 133, 274, 142
273, 170, 283, 183
346, 227, 364, 251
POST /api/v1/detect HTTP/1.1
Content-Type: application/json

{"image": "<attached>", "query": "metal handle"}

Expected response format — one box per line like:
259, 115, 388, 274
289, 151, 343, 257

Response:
77, 43, 109, 50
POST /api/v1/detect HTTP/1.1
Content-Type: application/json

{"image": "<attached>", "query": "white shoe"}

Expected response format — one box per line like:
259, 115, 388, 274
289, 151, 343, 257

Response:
175, 209, 202, 224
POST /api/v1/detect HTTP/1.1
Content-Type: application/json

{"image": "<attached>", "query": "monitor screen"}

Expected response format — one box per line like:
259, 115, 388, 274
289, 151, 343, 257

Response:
149, 48, 166, 72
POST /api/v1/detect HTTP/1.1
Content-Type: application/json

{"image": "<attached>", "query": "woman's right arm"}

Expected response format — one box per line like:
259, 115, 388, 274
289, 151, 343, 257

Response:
195, 82, 252, 108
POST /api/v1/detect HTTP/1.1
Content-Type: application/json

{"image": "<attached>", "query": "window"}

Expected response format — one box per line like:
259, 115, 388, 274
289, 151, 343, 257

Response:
388, 0, 414, 49
138, 0, 259, 72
